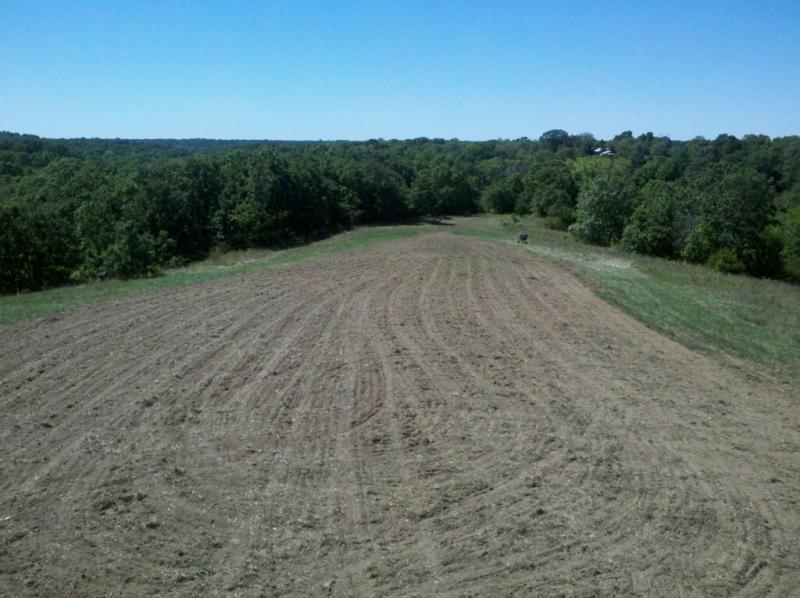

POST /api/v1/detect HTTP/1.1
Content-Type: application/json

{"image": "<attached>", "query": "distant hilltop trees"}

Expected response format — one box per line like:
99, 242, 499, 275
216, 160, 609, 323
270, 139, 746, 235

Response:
1, 129, 799, 292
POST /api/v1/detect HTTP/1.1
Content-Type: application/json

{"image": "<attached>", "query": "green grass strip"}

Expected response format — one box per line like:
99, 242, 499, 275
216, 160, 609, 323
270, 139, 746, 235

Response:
453, 215, 800, 376
0, 224, 427, 326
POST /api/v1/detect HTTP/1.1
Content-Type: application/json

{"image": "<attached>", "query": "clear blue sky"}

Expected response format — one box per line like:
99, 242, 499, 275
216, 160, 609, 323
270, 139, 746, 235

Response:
2, 0, 799, 140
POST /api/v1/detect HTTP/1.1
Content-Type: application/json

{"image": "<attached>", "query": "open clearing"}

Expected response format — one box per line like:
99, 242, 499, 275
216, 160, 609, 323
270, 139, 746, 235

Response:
1, 232, 798, 596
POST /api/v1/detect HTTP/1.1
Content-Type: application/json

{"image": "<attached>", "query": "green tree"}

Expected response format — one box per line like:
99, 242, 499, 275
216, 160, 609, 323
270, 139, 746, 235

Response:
410, 159, 478, 216
781, 203, 800, 280
524, 161, 577, 225
622, 181, 694, 257
480, 174, 523, 214
569, 157, 635, 245
0, 202, 76, 292
682, 167, 777, 274
539, 129, 569, 153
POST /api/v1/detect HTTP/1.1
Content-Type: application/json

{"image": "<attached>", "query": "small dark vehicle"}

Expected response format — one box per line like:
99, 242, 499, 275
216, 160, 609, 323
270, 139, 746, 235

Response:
517, 232, 528, 244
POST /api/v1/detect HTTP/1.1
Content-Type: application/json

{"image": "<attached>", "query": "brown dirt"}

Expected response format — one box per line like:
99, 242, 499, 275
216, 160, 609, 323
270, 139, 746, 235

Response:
1, 233, 798, 597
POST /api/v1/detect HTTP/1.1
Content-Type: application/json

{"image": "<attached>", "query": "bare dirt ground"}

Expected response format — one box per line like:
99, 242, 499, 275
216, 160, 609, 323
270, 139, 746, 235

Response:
1, 233, 798, 597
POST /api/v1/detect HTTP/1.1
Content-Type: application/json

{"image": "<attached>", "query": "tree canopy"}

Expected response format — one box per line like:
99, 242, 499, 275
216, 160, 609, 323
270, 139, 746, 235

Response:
1, 129, 799, 293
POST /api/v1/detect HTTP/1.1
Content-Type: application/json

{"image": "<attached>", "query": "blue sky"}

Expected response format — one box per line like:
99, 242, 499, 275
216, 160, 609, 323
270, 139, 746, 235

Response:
1, 0, 799, 140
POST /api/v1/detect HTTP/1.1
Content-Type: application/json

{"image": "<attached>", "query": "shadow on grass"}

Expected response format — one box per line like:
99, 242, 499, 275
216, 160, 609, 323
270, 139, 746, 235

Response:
421, 216, 455, 226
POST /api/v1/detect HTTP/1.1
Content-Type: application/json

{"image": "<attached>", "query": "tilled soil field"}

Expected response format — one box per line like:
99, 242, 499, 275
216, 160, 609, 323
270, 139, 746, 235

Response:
1, 233, 798, 596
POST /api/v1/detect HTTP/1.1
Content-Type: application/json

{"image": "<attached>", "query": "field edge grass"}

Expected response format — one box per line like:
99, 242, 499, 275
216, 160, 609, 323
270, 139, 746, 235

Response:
452, 215, 800, 379
0, 224, 428, 326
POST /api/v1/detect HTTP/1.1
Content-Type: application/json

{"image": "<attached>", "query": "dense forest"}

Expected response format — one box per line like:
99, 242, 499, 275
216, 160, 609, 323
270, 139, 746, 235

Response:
1, 129, 799, 293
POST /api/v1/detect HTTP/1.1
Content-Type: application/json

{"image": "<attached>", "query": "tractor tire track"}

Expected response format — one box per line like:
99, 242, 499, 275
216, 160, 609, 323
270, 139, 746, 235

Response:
1, 232, 798, 597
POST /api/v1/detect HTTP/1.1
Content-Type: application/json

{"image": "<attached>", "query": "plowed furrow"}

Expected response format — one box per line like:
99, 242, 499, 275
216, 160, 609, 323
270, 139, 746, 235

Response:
1, 232, 797, 597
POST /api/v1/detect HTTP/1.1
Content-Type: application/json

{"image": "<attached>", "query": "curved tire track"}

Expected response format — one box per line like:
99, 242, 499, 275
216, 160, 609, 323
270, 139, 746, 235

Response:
0, 233, 798, 597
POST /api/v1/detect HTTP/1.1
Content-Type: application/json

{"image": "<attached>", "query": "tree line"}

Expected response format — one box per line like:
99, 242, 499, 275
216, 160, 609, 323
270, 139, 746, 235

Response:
1, 129, 799, 293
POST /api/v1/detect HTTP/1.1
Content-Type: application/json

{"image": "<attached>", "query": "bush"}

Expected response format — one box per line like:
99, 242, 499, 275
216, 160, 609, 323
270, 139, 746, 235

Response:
706, 248, 746, 274
73, 224, 173, 281
544, 190, 576, 225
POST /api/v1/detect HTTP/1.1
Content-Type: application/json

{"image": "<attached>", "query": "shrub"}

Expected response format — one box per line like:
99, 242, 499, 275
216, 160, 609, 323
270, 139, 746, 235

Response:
706, 248, 746, 274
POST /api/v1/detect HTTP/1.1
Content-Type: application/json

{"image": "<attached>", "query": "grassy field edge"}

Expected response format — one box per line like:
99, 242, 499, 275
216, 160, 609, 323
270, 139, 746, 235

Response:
452, 215, 800, 378
0, 224, 428, 326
